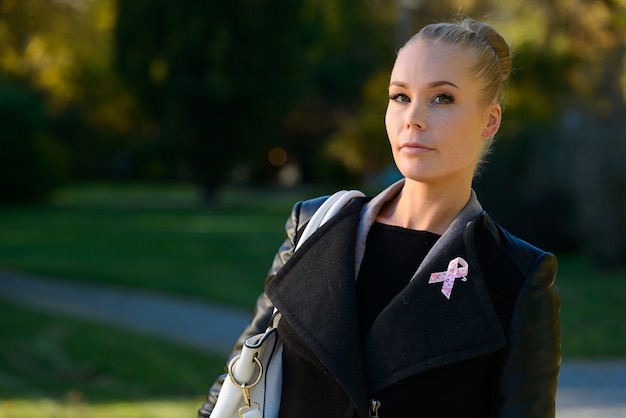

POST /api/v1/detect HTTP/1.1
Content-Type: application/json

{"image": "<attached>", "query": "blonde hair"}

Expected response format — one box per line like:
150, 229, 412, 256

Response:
402, 19, 512, 174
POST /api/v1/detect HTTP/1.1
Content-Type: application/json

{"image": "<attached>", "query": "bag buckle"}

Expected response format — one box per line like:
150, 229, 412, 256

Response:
237, 384, 261, 417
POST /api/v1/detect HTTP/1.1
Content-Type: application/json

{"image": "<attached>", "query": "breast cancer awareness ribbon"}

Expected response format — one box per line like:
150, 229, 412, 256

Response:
428, 257, 469, 299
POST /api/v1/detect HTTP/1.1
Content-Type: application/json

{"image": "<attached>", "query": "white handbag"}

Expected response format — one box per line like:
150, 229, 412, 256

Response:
209, 190, 364, 418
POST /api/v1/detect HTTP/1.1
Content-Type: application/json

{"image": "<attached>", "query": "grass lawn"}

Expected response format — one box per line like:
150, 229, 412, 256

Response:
0, 299, 224, 417
1, 399, 200, 418
0, 183, 320, 309
0, 183, 625, 360
556, 254, 626, 358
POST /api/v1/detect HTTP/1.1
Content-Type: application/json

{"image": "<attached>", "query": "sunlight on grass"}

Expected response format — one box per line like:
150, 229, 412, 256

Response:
0, 398, 201, 418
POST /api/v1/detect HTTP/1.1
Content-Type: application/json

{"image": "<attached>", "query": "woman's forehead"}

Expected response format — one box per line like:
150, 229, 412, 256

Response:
391, 40, 476, 86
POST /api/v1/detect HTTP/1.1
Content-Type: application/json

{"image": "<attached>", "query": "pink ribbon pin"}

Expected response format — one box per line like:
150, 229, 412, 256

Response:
429, 257, 469, 299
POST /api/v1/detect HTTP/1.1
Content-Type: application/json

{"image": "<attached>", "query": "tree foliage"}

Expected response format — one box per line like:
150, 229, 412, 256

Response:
0, 0, 141, 183
112, 0, 390, 196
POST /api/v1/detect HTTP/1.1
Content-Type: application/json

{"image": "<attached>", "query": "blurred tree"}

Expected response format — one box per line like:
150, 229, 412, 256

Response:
490, 0, 626, 265
113, 0, 391, 198
114, 0, 309, 200
280, 0, 393, 185
0, 80, 68, 203
0, 0, 143, 185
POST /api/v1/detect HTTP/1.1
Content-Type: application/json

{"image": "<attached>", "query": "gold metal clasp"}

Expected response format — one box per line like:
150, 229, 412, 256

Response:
237, 383, 261, 417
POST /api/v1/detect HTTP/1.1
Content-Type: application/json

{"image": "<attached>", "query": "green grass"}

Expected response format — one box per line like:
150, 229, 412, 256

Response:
556, 254, 626, 358
0, 183, 320, 309
0, 399, 199, 418
0, 299, 224, 417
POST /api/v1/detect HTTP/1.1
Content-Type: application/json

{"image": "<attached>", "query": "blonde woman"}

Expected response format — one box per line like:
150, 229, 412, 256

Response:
199, 18, 560, 418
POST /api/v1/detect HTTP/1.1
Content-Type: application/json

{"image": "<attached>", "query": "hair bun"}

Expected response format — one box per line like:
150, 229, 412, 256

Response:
462, 18, 512, 80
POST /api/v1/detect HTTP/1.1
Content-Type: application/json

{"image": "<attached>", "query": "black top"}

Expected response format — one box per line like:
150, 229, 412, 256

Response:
356, 222, 440, 338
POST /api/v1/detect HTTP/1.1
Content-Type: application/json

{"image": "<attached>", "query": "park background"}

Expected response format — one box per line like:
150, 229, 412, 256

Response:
0, 0, 625, 416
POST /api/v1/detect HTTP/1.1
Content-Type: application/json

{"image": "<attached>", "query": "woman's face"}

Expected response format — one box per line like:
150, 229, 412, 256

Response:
385, 39, 501, 188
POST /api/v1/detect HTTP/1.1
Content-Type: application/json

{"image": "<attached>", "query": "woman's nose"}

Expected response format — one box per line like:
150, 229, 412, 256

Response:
406, 103, 427, 130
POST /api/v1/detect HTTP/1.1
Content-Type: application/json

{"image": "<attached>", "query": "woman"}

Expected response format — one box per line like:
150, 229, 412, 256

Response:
199, 18, 560, 418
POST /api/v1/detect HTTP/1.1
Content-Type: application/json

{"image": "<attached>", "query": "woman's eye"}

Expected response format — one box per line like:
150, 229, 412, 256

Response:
389, 93, 410, 104
433, 94, 455, 104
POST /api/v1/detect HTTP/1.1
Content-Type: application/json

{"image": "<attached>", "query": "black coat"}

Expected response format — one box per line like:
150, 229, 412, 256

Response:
198, 185, 560, 418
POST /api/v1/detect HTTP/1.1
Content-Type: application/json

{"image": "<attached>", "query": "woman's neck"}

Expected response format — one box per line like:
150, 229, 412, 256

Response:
376, 179, 472, 235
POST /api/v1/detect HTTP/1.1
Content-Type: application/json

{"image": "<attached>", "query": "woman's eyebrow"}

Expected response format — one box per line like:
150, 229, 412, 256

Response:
389, 80, 460, 89
389, 81, 408, 88
426, 80, 460, 89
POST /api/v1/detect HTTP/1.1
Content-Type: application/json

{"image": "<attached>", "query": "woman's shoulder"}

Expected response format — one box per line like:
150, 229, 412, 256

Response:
476, 213, 557, 277
475, 213, 558, 330
296, 195, 331, 222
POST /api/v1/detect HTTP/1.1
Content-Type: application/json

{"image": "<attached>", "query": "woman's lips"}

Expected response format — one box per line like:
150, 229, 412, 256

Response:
400, 142, 433, 154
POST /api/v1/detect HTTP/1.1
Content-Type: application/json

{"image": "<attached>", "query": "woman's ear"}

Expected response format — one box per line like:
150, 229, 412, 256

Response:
482, 103, 502, 138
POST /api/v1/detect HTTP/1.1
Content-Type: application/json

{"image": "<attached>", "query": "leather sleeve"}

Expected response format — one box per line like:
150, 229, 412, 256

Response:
197, 197, 327, 417
496, 252, 561, 418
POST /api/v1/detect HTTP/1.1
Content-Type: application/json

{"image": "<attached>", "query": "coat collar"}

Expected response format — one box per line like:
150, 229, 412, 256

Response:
356, 179, 484, 278
266, 183, 505, 404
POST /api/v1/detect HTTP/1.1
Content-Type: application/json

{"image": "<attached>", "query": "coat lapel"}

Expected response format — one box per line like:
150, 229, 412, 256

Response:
265, 199, 368, 408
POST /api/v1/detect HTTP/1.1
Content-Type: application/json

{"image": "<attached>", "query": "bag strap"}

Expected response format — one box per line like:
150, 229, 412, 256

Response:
295, 189, 365, 251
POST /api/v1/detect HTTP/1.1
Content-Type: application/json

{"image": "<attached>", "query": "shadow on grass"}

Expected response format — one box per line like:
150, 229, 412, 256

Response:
0, 300, 224, 407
